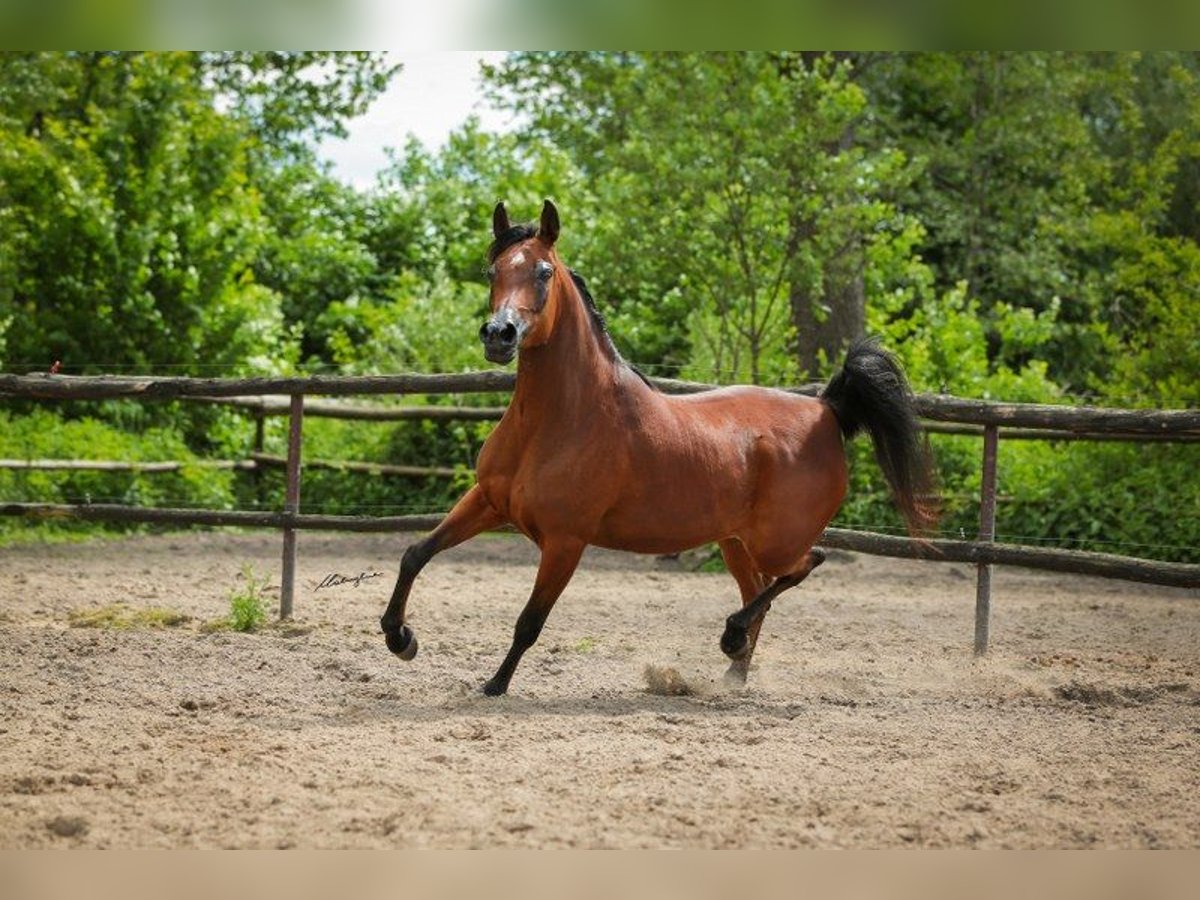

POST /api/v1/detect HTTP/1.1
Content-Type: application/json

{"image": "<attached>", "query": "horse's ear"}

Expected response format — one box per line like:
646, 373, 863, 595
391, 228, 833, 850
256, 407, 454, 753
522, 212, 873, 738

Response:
492, 201, 510, 239
539, 199, 560, 246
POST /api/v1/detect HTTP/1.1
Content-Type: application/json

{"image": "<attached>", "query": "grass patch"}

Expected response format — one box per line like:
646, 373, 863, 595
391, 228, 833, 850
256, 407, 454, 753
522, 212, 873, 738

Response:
572, 636, 598, 654
225, 565, 268, 633
68, 603, 191, 629
0, 524, 135, 548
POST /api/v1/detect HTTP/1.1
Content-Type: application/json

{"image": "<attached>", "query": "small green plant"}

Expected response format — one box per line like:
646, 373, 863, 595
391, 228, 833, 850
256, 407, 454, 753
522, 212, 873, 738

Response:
227, 565, 268, 633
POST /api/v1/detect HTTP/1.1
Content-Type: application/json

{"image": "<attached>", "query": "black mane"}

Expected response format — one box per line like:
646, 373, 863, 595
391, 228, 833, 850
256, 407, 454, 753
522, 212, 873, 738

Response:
569, 270, 655, 390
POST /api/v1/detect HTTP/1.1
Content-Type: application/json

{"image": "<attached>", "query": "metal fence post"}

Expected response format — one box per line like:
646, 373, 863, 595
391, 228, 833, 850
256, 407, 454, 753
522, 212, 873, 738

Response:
975, 424, 999, 655
279, 393, 304, 620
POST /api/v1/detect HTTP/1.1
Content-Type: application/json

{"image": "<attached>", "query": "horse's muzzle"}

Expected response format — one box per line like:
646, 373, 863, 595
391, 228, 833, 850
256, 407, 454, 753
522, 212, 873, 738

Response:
479, 315, 521, 364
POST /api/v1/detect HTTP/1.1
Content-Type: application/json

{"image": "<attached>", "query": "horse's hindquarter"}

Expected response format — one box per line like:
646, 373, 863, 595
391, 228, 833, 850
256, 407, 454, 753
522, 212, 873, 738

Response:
593, 387, 847, 556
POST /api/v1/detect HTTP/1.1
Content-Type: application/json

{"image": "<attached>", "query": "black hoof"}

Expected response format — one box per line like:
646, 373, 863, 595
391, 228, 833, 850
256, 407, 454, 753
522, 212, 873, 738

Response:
481, 677, 508, 697
720, 621, 749, 659
385, 624, 418, 661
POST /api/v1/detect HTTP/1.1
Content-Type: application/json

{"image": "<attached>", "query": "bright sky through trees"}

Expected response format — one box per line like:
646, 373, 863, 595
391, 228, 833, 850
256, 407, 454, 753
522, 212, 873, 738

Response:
316, 51, 512, 188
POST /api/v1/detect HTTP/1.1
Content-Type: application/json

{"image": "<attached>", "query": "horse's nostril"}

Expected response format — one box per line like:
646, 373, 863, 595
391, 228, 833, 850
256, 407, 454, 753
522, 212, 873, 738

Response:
500, 322, 518, 342
479, 323, 489, 341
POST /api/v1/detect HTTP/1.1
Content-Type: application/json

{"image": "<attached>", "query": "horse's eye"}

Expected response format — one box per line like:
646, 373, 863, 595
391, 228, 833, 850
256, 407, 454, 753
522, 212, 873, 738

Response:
536, 262, 554, 281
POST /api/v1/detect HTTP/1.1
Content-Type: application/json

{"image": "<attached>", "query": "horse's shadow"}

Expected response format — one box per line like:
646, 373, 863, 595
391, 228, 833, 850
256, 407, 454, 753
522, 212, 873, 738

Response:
334, 685, 809, 726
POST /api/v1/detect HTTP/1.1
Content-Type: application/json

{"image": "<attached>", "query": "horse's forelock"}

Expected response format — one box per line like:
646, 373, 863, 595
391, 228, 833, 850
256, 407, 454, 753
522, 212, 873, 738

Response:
487, 223, 538, 264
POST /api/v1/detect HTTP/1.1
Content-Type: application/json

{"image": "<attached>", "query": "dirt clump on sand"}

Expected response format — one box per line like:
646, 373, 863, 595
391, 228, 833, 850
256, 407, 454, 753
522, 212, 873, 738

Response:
643, 664, 701, 697
1, 531, 1197, 848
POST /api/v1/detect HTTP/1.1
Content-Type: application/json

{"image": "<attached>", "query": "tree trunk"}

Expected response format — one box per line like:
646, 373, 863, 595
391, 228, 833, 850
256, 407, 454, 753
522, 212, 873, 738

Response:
792, 238, 865, 377
790, 102, 867, 378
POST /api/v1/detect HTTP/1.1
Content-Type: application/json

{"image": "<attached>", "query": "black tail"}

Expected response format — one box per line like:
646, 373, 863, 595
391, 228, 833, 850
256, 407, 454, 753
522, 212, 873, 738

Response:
821, 338, 939, 536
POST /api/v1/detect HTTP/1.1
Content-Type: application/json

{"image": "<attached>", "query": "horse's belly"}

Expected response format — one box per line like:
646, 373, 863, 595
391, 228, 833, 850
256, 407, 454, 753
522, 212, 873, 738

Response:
590, 485, 744, 554
589, 522, 720, 555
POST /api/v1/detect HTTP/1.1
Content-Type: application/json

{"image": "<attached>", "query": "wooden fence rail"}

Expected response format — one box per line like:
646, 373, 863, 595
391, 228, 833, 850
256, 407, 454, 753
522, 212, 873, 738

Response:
198, 395, 1200, 441
2, 371, 1199, 436
0, 458, 255, 472
193, 396, 510, 422
0, 455, 457, 478
3, 502, 1196, 590
2, 370, 1197, 655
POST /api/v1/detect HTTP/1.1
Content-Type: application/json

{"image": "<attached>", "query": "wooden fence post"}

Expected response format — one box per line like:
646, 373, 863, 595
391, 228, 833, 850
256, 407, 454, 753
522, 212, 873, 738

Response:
975, 424, 999, 655
252, 408, 266, 506
279, 394, 304, 620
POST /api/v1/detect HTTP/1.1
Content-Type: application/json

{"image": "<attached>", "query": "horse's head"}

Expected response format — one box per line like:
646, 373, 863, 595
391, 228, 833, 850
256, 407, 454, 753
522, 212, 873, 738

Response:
480, 199, 563, 365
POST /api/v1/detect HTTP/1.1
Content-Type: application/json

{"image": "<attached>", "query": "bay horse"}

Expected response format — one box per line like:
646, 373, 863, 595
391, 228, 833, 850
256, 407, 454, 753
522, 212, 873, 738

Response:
380, 200, 936, 695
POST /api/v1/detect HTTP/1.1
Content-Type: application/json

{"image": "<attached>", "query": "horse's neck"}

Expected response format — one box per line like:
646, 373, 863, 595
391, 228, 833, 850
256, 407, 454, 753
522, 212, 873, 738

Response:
512, 288, 622, 426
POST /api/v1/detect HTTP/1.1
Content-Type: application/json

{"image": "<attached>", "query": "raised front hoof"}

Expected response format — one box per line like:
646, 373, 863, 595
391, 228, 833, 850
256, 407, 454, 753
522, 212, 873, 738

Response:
385, 625, 419, 661
481, 677, 508, 697
720, 622, 750, 660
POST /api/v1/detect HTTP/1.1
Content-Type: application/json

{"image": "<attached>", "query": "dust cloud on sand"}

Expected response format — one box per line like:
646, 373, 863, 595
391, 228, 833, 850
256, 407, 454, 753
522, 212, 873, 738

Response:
1, 531, 1196, 848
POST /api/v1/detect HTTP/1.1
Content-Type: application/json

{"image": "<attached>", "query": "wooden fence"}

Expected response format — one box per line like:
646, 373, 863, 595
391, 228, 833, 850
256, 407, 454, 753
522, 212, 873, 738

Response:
1, 371, 1198, 652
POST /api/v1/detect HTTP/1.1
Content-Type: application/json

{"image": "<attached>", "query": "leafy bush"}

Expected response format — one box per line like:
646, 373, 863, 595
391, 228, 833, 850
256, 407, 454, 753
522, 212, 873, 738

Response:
0, 408, 238, 542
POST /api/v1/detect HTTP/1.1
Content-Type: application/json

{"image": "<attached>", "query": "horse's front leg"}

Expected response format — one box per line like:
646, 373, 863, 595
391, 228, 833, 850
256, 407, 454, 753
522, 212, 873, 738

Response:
380, 485, 504, 661
482, 537, 585, 696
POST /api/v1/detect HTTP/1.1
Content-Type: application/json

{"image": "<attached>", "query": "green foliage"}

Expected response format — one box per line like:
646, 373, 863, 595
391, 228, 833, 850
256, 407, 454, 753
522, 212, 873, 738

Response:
863, 51, 1200, 402
0, 408, 236, 521
376, 121, 586, 286
0, 51, 1197, 565
199, 52, 400, 156
252, 159, 382, 365
280, 415, 479, 517
320, 270, 489, 376
0, 52, 299, 376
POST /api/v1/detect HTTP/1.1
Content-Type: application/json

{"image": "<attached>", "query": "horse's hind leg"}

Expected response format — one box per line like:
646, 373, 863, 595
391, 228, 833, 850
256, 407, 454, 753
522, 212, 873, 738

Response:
718, 538, 769, 685
380, 485, 503, 661
719, 547, 826, 681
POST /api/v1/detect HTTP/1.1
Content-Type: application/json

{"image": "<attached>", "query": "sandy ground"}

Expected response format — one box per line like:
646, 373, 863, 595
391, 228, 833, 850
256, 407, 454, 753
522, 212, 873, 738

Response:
0, 530, 1196, 849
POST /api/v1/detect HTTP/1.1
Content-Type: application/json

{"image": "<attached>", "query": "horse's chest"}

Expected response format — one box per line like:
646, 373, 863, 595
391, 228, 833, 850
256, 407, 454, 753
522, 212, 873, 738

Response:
476, 425, 616, 537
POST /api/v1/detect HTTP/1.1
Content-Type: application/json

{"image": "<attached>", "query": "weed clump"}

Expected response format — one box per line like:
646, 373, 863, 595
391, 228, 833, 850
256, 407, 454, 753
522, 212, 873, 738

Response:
226, 565, 268, 633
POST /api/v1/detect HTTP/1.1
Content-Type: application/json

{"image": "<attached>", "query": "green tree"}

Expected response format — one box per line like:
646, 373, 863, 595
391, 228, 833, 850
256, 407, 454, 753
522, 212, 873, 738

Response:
486, 52, 920, 382
0, 53, 275, 373
373, 120, 586, 286
863, 51, 1200, 404
0, 51, 399, 375
199, 51, 400, 159
251, 158, 383, 365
